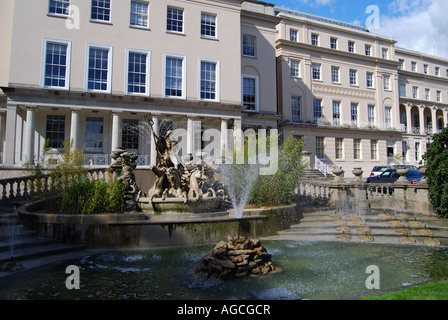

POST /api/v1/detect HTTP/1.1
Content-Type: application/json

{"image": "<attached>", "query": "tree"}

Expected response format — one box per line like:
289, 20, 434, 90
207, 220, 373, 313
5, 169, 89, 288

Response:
423, 127, 448, 218
249, 134, 305, 206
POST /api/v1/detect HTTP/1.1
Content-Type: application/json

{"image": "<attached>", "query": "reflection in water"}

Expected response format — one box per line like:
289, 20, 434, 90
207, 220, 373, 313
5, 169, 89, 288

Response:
2, 241, 448, 300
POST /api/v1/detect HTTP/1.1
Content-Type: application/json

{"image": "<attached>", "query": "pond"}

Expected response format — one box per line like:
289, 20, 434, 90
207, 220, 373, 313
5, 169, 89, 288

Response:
1, 240, 448, 300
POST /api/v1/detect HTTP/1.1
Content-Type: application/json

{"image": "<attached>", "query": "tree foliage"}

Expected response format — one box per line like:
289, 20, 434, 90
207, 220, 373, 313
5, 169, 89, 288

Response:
423, 127, 448, 218
249, 134, 305, 206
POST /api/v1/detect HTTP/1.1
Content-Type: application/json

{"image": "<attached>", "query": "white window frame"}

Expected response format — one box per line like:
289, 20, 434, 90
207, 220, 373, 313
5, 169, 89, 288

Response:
333, 100, 340, 125
354, 138, 362, 160
290, 59, 300, 78
90, 0, 112, 23
130, 0, 149, 28
291, 96, 301, 123
85, 43, 113, 93
166, 6, 184, 33
201, 12, 217, 39
312, 63, 321, 81
351, 102, 358, 124
331, 66, 340, 83
311, 33, 319, 46
335, 137, 344, 160
365, 44, 372, 56
242, 74, 259, 112
383, 74, 391, 91
348, 41, 355, 53
125, 48, 150, 96
289, 29, 298, 42
382, 48, 388, 59
41, 38, 72, 90
385, 106, 392, 128
425, 88, 430, 101
371, 140, 378, 160
400, 84, 406, 97
198, 57, 220, 102
330, 37, 338, 50
368, 104, 375, 125
349, 69, 358, 86
412, 86, 419, 99
366, 72, 374, 88
242, 34, 256, 58
163, 53, 187, 99
48, 0, 71, 16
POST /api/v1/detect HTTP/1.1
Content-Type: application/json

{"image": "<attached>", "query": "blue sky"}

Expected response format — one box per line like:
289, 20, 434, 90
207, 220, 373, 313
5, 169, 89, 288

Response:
272, 0, 448, 59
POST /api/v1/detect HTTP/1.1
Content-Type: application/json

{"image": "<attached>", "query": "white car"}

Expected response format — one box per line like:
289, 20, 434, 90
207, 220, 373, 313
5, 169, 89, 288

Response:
369, 165, 392, 177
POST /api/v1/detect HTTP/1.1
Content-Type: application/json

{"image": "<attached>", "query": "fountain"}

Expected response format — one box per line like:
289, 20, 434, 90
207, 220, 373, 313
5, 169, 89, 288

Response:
114, 118, 278, 279
135, 119, 224, 215
0, 207, 25, 272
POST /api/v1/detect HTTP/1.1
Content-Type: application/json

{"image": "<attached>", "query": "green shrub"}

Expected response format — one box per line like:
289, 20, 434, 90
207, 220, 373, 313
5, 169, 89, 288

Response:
60, 178, 125, 215
423, 127, 448, 218
249, 134, 305, 206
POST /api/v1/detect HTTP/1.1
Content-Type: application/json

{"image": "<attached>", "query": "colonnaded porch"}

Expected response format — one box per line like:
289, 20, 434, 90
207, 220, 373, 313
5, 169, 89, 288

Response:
0, 88, 247, 176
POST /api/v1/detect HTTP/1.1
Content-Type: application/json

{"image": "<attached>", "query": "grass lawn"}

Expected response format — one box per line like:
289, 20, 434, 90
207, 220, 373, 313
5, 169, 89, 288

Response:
361, 280, 448, 300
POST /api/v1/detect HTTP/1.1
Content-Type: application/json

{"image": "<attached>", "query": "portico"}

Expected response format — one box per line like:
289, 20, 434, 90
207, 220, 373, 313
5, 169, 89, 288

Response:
1, 88, 245, 169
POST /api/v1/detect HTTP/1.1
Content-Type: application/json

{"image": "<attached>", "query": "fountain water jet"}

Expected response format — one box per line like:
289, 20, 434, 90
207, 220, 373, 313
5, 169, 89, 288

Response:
0, 206, 25, 272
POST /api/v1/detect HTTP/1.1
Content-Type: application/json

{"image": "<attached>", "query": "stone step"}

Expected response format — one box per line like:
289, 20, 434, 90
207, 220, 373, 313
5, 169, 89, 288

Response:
278, 226, 448, 238
263, 233, 448, 247
0, 238, 57, 253
0, 243, 86, 264
267, 208, 448, 247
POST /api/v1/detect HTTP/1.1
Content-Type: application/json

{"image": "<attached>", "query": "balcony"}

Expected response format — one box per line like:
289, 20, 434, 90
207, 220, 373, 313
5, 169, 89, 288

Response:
287, 118, 405, 133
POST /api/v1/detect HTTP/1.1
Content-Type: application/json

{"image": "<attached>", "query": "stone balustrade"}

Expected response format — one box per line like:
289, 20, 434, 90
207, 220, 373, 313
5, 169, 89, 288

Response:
295, 167, 433, 215
0, 169, 108, 203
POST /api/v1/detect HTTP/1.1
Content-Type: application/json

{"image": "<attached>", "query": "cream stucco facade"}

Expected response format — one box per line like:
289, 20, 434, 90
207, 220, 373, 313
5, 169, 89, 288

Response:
0, 0, 447, 178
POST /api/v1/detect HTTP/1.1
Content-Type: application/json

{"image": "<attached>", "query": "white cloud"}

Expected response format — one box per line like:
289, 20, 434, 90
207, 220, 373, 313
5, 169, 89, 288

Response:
378, 0, 448, 59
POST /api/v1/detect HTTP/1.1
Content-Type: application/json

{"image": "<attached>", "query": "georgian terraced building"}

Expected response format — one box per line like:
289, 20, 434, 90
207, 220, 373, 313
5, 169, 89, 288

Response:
0, 0, 447, 178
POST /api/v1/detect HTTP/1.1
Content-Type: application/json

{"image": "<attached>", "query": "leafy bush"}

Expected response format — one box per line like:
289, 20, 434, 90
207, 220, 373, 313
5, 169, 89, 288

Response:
249, 134, 305, 206
30, 138, 125, 215
423, 127, 448, 218
60, 178, 125, 215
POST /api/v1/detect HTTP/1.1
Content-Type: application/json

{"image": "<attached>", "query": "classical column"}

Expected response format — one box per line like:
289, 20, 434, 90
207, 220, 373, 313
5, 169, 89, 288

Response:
150, 115, 159, 167
419, 106, 425, 135
111, 112, 122, 152
24, 106, 36, 164
233, 118, 243, 164
443, 109, 448, 128
406, 104, 412, 134
431, 107, 438, 134
0, 111, 4, 155
220, 118, 228, 158
70, 109, 80, 150
187, 117, 194, 156
4, 105, 17, 166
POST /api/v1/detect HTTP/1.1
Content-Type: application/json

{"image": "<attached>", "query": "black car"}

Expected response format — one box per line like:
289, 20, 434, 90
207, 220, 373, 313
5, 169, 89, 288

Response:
366, 169, 423, 184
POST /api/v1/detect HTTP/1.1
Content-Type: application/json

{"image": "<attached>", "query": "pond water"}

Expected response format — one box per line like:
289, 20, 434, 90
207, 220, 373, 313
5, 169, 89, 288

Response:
2, 240, 448, 300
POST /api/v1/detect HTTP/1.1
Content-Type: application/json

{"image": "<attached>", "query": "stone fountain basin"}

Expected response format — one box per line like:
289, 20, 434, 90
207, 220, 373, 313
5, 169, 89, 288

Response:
18, 198, 298, 250
138, 196, 222, 214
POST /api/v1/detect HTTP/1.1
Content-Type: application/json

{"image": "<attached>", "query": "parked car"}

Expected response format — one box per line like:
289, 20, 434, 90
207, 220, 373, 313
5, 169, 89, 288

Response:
366, 169, 423, 184
392, 165, 418, 170
369, 165, 392, 177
